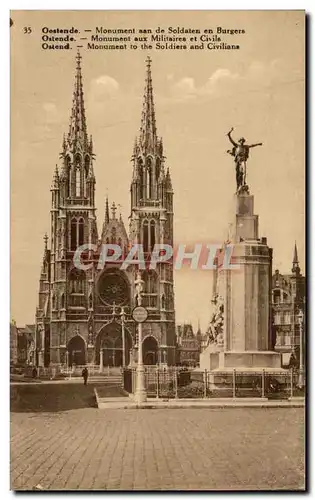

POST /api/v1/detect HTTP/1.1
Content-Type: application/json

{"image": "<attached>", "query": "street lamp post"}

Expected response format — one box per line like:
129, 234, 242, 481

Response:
112, 303, 126, 368
99, 348, 103, 373
120, 307, 126, 368
134, 271, 147, 404
297, 308, 304, 388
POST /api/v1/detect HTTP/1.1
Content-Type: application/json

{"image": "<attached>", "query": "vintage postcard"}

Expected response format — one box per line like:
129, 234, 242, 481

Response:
10, 10, 305, 491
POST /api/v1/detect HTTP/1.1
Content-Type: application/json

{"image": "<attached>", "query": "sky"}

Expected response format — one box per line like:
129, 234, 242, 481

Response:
11, 10, 305, 331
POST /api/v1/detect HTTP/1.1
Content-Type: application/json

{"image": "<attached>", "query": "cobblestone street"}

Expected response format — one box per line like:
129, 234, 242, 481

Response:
11, 407, 304, 491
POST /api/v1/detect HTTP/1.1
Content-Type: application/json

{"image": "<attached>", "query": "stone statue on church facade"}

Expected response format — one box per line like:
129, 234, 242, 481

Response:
87, 311, 94, 346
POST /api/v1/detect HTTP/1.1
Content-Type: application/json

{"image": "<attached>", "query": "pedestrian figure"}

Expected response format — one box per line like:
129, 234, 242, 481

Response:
82, 367, 88, 385
32, 366, 38, 379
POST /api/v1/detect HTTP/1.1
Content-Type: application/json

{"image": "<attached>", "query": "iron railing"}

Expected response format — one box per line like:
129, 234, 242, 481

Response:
123, 367, 305, 399
21, 364, 123, 379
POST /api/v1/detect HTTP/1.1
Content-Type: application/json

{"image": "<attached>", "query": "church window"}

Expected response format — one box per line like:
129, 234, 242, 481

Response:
89, 294, 93, 309
142, 270, 157, 307
66, 156, 71, 197
150, 220, 155, 250
138, 159, 144, 199
143, 220, 149, 253
61, 293, 65, 309
68, 269, 86, 307
71, 218, 77, 250
146, 158, 152, 199
75, 168, 81, 197
161, 294, 165, 309
156, 158, 161, 181
148, 271, 157, 294
84, 156, 90, 177
78, 218, 84, 246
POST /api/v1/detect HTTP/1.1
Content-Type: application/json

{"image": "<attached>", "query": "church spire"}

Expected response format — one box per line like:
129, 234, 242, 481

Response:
130, 57, 173, 211
111, 202, 117, 220
292, 241, 301, 275
51, 164, 59, 189
67, 50, 88, 148
139, 56, 157, 153
105, 196, 110, 225
43, 232, 48, 254
40, 233, 49, 276
165, 167, 172, 190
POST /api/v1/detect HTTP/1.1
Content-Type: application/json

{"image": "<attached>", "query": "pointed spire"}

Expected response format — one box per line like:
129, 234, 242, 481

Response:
41, 233, 49, 275
44, 233, 48, 253
131, 138, 139, 181
139, 56, 157, 153
165, 167, 172, 190
292, 241, 301, 275
111, 202, 117, 219
87, 159, 95, 182
133, 137, 138, 157
118, 203, 122, 221
51, 164, 59, 189
158, 137, 164, 157
293, 241, 298, 263
158, 161, 165, 183
105, 196, 110, 225
68, 50, 88, 148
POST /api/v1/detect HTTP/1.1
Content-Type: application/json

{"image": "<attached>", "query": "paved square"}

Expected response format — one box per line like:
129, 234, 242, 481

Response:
11, 406, 304, 490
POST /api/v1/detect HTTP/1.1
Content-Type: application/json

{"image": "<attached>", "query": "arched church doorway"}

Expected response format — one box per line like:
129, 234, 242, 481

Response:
67, 335, 86, 366
95, 322, 132, 367
142, 336, 159, 365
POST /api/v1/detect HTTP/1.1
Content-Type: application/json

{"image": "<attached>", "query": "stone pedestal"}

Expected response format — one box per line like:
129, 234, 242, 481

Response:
224, 240, 271, 353
200, 349, 282, 372
200, 189, 283, 373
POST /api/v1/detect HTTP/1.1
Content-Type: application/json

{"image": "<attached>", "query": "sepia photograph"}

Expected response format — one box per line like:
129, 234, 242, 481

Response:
10, 10, 305, 491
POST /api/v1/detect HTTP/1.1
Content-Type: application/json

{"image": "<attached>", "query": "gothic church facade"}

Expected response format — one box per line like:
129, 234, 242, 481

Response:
35, 53, 176, 367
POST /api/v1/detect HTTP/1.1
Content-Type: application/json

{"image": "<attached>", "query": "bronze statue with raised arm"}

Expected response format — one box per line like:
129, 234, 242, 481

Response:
226, 127, 263, 193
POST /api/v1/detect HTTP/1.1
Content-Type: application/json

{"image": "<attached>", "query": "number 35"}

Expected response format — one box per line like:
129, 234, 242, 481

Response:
23, 27, 32, 34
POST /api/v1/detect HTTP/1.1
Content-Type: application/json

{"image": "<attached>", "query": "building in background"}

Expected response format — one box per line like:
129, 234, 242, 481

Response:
17, 325, 36, 365
197, 328, 209, 353
10, 322, 18, 366
176, 324, 201, 367
272, 243, 305, 367
10, 323, 36, 366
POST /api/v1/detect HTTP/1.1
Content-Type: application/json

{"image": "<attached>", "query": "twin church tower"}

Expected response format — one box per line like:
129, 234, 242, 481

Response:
36, 53, 176, 367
